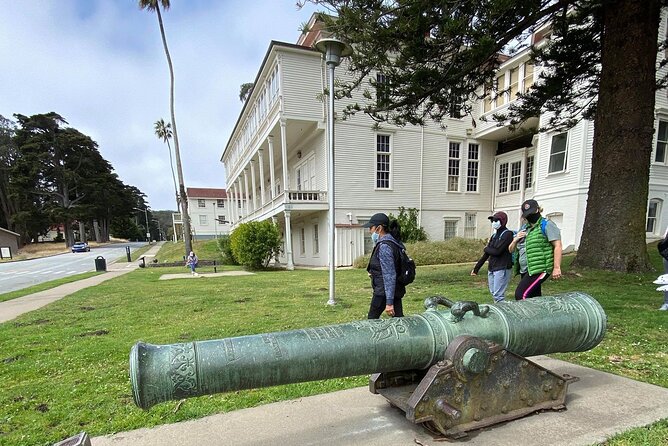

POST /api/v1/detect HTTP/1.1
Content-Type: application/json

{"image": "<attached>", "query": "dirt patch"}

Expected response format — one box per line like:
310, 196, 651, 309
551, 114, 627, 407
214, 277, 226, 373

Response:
79, 329, 109, 337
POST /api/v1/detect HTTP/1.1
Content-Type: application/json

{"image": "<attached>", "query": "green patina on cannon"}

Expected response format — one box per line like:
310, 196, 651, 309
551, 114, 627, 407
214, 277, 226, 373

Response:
130, 291, 606, 437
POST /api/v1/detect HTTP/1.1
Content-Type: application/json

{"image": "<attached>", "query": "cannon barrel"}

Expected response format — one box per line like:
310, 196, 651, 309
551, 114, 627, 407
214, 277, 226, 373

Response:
130, 292, 606, 409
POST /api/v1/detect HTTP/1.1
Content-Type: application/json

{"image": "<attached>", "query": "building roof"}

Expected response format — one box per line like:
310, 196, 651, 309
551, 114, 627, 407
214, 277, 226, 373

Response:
0, 227, 20, 237
186, 187, 228, 199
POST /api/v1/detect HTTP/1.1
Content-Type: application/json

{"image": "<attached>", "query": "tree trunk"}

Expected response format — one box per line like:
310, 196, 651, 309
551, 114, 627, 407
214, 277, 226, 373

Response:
79, 221, 86, 243
93, 219, 102, 242
155, 5, 192, 256
574, 0, 660, 272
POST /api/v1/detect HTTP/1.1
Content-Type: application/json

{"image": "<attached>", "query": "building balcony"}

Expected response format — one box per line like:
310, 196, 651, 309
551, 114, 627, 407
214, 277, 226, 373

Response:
233, 190, 328, 228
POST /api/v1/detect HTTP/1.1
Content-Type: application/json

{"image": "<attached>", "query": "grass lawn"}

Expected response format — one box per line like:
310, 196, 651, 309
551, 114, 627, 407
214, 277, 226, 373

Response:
0, 248, 667, 445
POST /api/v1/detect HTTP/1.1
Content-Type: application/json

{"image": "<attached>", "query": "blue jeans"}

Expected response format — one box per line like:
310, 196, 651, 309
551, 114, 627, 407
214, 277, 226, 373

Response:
488, 269, 512, 303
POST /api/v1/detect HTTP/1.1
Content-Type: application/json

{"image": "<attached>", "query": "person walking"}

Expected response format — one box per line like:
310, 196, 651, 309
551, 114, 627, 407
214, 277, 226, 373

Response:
509, 199, 562, 300
365, 213, 406, 318
656, 226, 668, 311
185, 251, 199, 276
471, 211, 514, 303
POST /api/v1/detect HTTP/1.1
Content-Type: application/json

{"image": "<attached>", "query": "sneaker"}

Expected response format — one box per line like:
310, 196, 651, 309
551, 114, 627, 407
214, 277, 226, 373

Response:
659, 303, 668, 311
657, 285, 668, 292
654, 274, 668, 285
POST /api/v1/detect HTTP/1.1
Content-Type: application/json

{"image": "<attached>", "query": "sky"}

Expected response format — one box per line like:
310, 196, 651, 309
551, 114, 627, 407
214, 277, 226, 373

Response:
0, 0, 322, 211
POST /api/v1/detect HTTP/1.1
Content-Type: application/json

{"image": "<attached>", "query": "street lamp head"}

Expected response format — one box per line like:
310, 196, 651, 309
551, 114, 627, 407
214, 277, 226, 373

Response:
315, 38, 352, 67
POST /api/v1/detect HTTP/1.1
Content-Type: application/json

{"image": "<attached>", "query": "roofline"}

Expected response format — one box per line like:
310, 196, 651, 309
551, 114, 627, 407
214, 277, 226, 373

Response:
0, 227, 20, 237
221, 41, 320, 163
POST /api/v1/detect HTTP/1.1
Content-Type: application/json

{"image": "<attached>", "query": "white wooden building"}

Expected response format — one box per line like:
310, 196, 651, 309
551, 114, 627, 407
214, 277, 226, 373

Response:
172, 187, 232, 241
220, 14, 668, 267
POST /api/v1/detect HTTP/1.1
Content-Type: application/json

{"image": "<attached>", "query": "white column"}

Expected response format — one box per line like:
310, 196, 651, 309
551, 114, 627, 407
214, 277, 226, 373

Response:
243, 169, 250, 217
231, 184, 238, 224
250, 158, 258, 211
268, 136, 276, 199
280, 119, 289, 199
226, 189, 232, 224
236, 179, 243, 221
258, 149, 266, 206
284, 210, 294, 270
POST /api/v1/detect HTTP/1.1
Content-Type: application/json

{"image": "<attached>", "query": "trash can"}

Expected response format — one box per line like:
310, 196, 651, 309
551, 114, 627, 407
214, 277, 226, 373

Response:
94, 256, 106, 272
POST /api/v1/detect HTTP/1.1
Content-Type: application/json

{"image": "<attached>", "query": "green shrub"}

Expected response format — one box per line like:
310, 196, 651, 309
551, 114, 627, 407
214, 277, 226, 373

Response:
217, 234, 238, 265
353, 237, 486, 268
230, 220, 282, 269
389, 207, 428, 242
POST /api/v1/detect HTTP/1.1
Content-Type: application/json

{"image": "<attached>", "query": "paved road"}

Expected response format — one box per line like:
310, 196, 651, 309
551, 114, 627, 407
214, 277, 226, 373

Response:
0, 242, 147, 294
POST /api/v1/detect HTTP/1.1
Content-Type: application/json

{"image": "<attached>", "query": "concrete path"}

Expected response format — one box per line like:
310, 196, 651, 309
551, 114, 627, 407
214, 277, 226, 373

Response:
0, 242, 164, 323
92, 356, 668, 446
158, 271, 255, 280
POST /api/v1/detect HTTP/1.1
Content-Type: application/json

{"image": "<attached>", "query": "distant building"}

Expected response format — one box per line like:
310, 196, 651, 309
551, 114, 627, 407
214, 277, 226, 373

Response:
172, 187, 234, 241
0, 227, 21, 257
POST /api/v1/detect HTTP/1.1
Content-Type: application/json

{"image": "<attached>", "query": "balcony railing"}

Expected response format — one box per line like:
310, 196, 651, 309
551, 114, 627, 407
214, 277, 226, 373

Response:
287, 190, 327, 202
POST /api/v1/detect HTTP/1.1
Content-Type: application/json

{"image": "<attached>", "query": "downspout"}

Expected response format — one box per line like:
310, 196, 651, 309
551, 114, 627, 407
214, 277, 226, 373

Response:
419, 122, 424, 227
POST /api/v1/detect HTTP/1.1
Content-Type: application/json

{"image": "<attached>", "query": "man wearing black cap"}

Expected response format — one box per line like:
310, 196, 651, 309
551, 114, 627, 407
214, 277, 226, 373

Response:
364, 212, 406, 318
509, 199, 562, 300
471, 211, 514, 303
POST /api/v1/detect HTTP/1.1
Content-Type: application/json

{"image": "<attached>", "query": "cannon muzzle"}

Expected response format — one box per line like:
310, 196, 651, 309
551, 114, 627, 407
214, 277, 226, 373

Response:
130, 292, 606, 410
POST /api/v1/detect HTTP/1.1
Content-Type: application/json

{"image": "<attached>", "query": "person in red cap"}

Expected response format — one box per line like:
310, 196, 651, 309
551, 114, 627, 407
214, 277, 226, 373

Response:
509, 199, 562, 300
364, 212, 406, 318
471, 211, 514, 303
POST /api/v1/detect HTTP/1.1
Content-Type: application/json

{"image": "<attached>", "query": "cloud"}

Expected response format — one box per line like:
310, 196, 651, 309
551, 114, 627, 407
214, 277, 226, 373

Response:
0, 0, 320, 210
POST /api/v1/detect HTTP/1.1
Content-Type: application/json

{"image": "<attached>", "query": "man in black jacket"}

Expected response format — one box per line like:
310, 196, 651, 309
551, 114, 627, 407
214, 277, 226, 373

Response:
471, 211, 514, 303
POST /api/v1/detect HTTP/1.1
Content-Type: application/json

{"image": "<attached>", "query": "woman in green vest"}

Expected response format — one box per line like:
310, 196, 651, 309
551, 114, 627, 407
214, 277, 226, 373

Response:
509, 199, 562, 300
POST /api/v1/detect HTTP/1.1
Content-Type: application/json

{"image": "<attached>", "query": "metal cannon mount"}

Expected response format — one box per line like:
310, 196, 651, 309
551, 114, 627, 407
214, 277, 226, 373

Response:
371, 334, 578, 438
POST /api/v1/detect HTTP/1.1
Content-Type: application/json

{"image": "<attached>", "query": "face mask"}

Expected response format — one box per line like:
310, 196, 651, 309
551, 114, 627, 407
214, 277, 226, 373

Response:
491, 221, 501, 230
526, 213, 540, 224
371, 231, 380, 244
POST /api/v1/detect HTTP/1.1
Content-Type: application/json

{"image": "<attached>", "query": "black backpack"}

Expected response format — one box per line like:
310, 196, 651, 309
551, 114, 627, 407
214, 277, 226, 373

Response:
380, 240, 416, 286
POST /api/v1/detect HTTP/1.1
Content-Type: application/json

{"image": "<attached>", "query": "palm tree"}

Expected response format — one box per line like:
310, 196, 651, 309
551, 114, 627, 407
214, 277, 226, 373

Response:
139, 0, 192, 255
154, 119, 180, 212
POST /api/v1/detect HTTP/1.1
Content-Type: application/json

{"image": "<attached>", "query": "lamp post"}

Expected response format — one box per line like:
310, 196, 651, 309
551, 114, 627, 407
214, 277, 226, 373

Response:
152, 219, 162, 241
212, 201, 218, 239
315, 38, 352, 307
135, 207, 150, 244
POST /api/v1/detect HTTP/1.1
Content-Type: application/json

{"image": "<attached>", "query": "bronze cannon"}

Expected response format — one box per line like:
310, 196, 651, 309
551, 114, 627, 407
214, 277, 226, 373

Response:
130, 292, 606, 437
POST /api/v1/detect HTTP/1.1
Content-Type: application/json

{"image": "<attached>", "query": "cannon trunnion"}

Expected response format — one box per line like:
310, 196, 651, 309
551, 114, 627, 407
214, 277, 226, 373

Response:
130, 292, 606, 437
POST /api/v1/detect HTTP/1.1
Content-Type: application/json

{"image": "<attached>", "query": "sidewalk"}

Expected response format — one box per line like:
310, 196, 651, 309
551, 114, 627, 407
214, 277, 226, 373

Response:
91, 355, 668, 446
0, 242, 164, 324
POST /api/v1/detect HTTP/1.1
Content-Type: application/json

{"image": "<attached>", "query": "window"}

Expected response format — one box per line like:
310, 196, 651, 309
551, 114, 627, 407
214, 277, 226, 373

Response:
376, 134, 391, 189
496, 73, 506, 106
313, 224, 320, 254
548, 132, 568, 173
498, 162, 509, 193
509, 67, 519, 101
654, 120, 668, 163
647, 200, 661, 233
376, 72, 390, 107
199, 215, 208, 225
522, 62, 534, 92
466, 143, 479, 192
300, 228, 306, 255
525, 155, 534, 189
198, 199, 206, 208
444, 220, 458, 240
217, 199, 225, 208
217, 215, 226, 224
483, 85, 493, 113
510, 161, 522, 192
464, 213, 476, 238
448, 142, 461, 192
